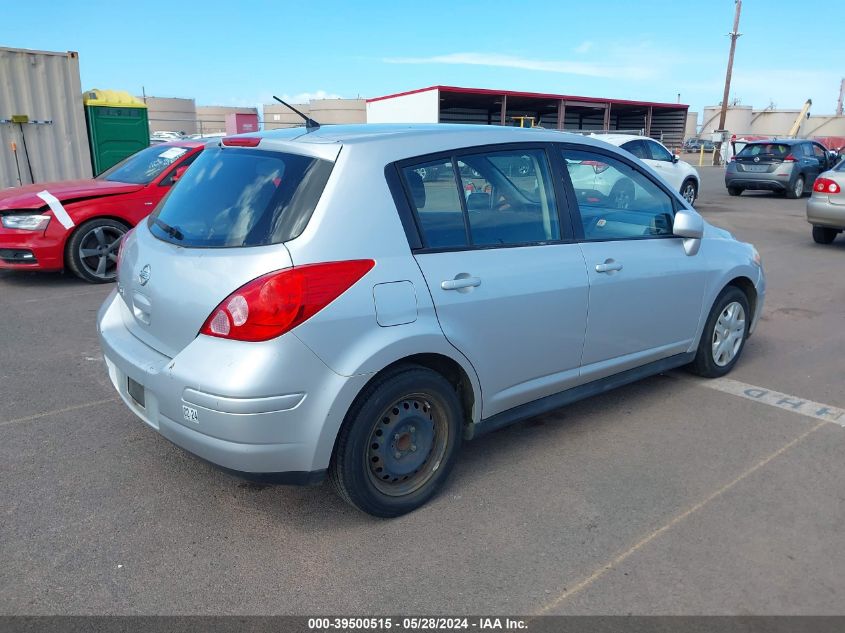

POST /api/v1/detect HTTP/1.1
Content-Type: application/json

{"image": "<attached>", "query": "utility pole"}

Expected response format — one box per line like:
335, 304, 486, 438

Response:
837, 78, 844, 116
714, 0, 742, 165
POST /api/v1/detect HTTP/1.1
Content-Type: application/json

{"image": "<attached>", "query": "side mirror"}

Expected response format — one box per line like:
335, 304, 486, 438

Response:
672, 154, 680, 164
674, 208, 704, 256
171, 165, 189, 184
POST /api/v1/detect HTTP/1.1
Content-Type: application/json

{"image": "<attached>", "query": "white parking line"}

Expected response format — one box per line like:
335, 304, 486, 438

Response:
0, 398, 118, 428
681, 375, 845, 427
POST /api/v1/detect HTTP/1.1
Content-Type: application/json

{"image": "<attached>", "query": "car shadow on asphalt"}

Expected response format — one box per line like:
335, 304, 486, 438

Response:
0, 269, 99, 288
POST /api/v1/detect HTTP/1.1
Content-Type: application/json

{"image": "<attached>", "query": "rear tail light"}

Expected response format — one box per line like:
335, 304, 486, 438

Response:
200, 260, 375, 342
783, 154, 797, 162
582, 160, 610, 174
814, 177, 841, 194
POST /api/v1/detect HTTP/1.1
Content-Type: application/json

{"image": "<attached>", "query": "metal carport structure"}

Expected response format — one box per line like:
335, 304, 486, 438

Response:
366, 85, 689, 150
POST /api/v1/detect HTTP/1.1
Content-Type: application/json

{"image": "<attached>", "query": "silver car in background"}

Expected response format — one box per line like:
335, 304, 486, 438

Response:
806, 159, 845, 244
98, 125, 765, 517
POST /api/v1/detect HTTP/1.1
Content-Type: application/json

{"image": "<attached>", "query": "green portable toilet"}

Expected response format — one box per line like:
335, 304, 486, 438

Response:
83, 89, 149, 175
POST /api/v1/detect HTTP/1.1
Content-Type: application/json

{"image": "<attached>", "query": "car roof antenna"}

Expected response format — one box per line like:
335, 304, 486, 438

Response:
272, 96, 320, 130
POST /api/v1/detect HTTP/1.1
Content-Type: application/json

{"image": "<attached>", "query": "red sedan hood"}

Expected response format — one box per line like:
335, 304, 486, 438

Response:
0, 179, 144, 211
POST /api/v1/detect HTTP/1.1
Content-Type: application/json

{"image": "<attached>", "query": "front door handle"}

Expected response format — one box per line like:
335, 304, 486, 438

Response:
441, 276, 481, 291
595, 259, 623, 273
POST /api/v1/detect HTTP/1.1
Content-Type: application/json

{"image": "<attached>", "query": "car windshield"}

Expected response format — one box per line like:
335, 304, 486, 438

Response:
835, 158, 845, 171
148, 146, 333, 248
737, 143, 791, 158
97, 145, 192, 184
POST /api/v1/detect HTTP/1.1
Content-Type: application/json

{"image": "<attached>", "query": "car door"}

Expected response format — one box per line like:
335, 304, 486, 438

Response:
559, 145, 707, 382
400, 146, 590, 418
809, 143, 829, 182
643, 140, 684, 191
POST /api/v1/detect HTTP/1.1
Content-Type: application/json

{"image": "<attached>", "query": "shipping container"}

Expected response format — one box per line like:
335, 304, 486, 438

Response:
0, 47, 93, 189
225, 112, 259, 135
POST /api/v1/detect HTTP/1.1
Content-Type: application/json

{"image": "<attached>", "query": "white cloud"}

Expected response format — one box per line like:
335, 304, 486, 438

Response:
574, 41, 593, 54
382, 52, 657, 80
279, 90, 342, 104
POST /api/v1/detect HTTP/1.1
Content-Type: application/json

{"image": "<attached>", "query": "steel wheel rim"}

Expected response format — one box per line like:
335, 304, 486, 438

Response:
366, 393, 449, 497
683, 183, 696, 203
794, 178, 804, 197
78, 226, 125, 280
712, 301, 746, 367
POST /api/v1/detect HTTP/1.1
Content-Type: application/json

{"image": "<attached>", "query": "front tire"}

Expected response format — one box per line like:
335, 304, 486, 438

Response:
66, 218, 130, 283
812, 226, 838, 244
688, 286, 750, 378
330, 365, 463, 517
681, 179, 698, 205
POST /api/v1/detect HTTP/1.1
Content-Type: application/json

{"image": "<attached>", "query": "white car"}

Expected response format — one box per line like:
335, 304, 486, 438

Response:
590, 134, 700, 204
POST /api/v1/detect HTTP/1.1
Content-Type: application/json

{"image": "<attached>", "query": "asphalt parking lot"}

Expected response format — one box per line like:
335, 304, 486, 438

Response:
1, 166, 843, 616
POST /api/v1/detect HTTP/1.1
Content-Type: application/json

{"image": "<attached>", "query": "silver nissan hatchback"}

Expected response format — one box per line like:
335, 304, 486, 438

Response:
98, 124, 765, 517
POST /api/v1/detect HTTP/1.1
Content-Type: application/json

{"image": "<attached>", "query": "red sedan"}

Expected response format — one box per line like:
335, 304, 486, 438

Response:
0, 140, 204, 283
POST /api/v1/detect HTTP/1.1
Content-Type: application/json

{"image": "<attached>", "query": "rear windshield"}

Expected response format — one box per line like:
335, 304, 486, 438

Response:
148, 146, 333, 248
736, 143, 791, 158
98, 145, 192, 184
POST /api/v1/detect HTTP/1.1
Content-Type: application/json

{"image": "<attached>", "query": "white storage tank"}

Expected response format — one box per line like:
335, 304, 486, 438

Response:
700, 105, 753, 137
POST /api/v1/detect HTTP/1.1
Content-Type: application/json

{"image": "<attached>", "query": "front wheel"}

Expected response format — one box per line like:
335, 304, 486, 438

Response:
330, 365, 463, 517
681, 179, 698, 205
688, 287, 750, 378
812, 226, 838, 244
66, 218, 130, 283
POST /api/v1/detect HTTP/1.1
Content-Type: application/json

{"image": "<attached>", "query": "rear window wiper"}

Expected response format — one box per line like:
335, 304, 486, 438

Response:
152, 217, 184, 241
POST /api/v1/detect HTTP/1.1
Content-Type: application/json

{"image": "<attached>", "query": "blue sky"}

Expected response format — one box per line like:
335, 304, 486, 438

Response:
4, 0, 843, 118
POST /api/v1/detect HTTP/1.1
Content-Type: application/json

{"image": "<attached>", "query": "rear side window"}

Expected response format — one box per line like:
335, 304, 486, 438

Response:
621, 140, 649, 160
148, 146, 332, 247
401, 148, 560, 249
737, 143, 790, 158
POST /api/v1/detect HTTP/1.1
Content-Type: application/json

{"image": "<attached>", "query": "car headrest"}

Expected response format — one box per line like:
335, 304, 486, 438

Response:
406, 170, 426, 209
466, 192, 491, 211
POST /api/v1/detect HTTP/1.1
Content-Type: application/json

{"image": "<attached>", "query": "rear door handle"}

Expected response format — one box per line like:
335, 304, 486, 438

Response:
595, 260, 623, 273
441, 276, 481, 290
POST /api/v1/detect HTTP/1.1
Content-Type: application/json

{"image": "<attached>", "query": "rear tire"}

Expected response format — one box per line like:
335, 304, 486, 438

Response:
786, 175, 805, 199
812, 226, 838, 244
688, 286, 750, 378
66, 218, 130, 284
727, 186, 743, 196
681, 179, 698, 205
330, 365, 463, 517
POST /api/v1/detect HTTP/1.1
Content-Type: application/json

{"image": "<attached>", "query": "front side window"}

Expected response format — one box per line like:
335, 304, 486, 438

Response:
402, 147, 561, 249
149, 146, 332, 247
562, 149, 675, 241
812, 144, 827, 160
98, 145, 193, 184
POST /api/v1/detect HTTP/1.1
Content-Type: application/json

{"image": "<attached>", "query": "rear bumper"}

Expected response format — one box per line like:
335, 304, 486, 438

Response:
0, 229, 64, 271
807, 196, 845, 229
97, 290, 371, 480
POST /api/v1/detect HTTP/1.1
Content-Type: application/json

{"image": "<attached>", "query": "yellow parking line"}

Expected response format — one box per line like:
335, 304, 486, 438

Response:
0, 397, 119, 428
535, 418, 830, 614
